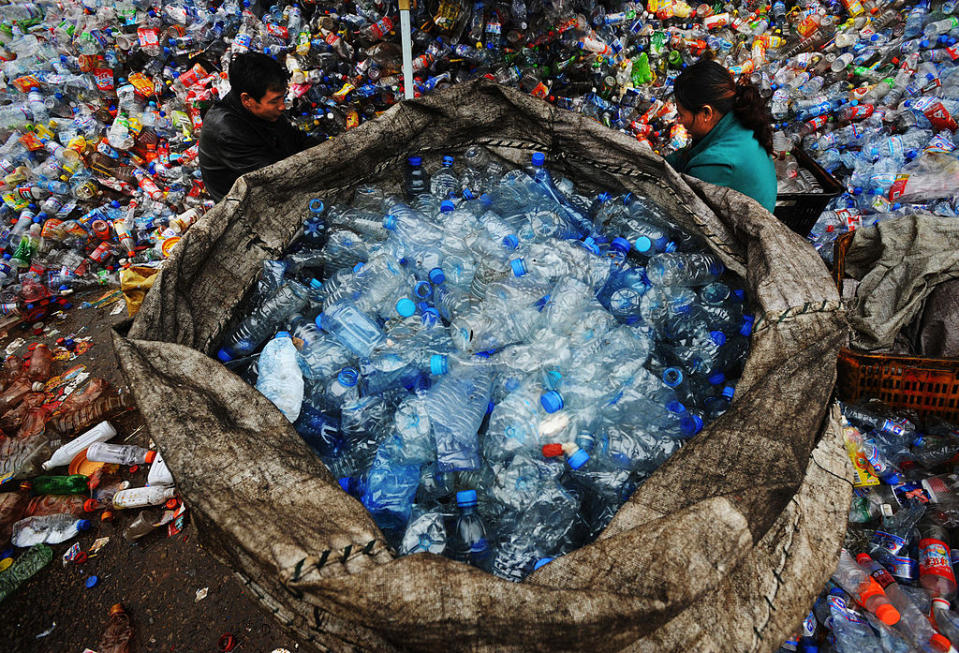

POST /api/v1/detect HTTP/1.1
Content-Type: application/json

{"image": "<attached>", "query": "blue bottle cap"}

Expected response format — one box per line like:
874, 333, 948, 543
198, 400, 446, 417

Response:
456, 489, 478, 506
634, 236, 652, 253
383, 214, 397, 230
722, 386, 735, 400
309, 198, 324, 213
216, 348, 234, 363
0, 546, 12, 560
732, 288, 746, 301
407, 156, 422, 166
710, 331, 726, 346
442, 155, 454, 166
338, 477, 351, 492
77, 519, 92, 532
315, 313, 325, 330
480, 193, 492, 206
502, 234, 519, 250
275, 331, 291, 338
413, 280, 432, 299
709, 260, 725, 276
111, 200, 121, 208
428, 267, 446, 284
533, 557, 554, 570
540, 390, 564, 413
440, 200, 455, 213
740, 314, 754, 336
531, 152, 546, 167
395, 298, 416, 317
666, 400, 686, 415
580, 237, 600, 255
338, 368, 359, 387
567, 448, 590, 470
85, 575, 99, 588
707, 371, 726, 386
430, 354, 448, 375
462, 188, 476, 200
611, 237, 631, 254
680, 414, 703, 437
510, 258, 527, 277
662, 367, 683, 388
310, 278, 323, 289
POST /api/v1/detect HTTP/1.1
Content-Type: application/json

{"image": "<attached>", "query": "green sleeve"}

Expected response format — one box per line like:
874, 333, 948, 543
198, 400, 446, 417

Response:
683, 160, 736, 188
665, 150, 685, 170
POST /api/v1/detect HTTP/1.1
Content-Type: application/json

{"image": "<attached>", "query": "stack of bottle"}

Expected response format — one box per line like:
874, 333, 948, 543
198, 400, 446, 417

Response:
775, 402, 959, 653
216, 148, 753, 579
0, 0, 952, 299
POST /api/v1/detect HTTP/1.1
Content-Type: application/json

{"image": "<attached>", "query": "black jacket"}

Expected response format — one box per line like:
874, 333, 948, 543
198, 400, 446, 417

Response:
198, 91, 319, 202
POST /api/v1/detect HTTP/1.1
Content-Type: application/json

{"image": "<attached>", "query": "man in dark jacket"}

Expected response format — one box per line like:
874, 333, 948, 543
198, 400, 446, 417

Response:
199, 52, 320, 202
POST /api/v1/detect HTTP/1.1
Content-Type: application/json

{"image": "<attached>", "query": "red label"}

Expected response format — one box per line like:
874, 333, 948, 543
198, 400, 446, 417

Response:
137, 27, 159, 48
920, 538, 956, 583
888, 176, 909, 201
93, 68, 114, 91
922, 101, 958, 132
870, 566, 895, 589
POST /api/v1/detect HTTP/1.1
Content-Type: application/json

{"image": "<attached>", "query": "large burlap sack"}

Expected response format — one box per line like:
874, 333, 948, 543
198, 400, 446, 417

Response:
114, 80, 851, 652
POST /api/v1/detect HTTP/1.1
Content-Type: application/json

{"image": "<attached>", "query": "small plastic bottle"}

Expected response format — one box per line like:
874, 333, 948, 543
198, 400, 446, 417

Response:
86, 442, 157, 466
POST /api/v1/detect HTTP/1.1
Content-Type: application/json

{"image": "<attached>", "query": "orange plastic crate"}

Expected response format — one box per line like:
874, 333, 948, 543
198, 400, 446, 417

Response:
833, 233, 959, 423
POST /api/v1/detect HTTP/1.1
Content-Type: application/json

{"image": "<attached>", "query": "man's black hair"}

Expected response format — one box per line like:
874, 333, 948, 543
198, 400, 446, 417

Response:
229, 52, 289, 101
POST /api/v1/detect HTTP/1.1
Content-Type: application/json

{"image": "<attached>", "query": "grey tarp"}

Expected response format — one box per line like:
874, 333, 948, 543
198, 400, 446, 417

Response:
113, 80, 851, 652
842, 214, 959, 353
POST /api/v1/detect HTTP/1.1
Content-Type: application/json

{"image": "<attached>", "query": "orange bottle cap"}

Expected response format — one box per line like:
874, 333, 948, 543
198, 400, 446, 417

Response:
876, 603, 900, 626
109, 603, 125, 616
930, 634, 951, 652
541, 443, 564, 457
145, 450, 157, 464
83, 498, 100, 512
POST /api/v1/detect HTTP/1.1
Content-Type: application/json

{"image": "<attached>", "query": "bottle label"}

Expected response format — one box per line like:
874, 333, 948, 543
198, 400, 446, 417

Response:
872, 530, 907, 554
920, 538, 957, 583
883, 554, 919, 583
868, 564, 896, 589
888, 174, 909, 202
895, 481, 931, 504
827, 595, 867, 624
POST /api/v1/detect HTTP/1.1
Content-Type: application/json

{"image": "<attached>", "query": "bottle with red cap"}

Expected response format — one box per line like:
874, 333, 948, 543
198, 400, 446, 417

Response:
86, 442, 157, 466
831, 548, 901, 626
856, 552, 952, 652
919, 515, 958, 601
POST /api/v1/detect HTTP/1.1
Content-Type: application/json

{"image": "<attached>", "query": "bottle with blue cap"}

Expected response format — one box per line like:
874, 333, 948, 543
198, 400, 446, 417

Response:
361, 445, 422, 534
449, 489, 490, 565
523, 152, 594, 238
425, 361, 492, 472
288, 314, 354, 381
404, 155, 431, 200
255, 330, 304, 423
11, 513, 93, 547
216, 279, 310, 361
430, 155, 460, 198
302, 198, 327, 248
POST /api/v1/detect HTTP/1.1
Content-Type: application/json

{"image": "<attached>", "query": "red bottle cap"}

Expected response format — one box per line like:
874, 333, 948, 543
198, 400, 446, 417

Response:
541, 443, 564, 457
145, 450, 157, 464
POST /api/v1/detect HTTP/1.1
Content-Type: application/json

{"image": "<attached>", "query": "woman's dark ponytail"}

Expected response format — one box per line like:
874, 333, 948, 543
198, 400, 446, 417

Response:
734, 82, 774, 155
673, 60, 773, 155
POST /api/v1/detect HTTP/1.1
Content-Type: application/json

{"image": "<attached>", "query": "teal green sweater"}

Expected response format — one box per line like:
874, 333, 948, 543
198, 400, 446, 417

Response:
665, 112, 778, 214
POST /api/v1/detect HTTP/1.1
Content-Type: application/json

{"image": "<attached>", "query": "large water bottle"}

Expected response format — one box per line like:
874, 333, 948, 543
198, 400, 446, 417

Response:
825, 588, 885, 652
449, 489, 490, 565
429, 155, 460, 198
646, 252, 725, 287
255, 331, 304, 423
317, 301, 385, 358
523, 152, 594, 238
426, 363, 492, 472
289, 314, 354, 381
11, 513, 92, 547
217, 280, 310, 361
361, 446, 421, 532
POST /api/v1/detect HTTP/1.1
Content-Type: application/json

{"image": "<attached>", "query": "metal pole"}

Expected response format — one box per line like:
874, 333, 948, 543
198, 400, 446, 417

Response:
399, 0, 414, 100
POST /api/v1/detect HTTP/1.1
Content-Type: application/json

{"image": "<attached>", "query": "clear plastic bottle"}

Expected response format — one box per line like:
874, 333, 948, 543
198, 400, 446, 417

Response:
217, 280, 310, 361
86, 442, 157, 466
429, 155, 460, 198
831, 548, 901, 625
112, 486, 176, 510
41, 420, 117, 471
918, 516, 957, 601
646, 252, 725, 287
11, 513, 92, 547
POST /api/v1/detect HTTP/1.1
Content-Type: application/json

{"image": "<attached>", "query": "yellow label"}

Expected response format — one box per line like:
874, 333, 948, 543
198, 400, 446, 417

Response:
844, 425, 879, 488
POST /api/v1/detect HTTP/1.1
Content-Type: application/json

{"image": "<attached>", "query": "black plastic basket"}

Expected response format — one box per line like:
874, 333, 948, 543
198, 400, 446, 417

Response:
774, 147, 843, 237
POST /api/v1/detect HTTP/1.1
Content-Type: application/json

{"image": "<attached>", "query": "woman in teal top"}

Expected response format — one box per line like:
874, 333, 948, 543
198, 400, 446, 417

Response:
665, 59, 778, 213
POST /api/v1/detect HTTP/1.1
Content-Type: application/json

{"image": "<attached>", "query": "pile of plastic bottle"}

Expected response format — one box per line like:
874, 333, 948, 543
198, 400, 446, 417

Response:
216, 149, 753, 580
0, 0, 951, 306
774, 403, 959, 653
